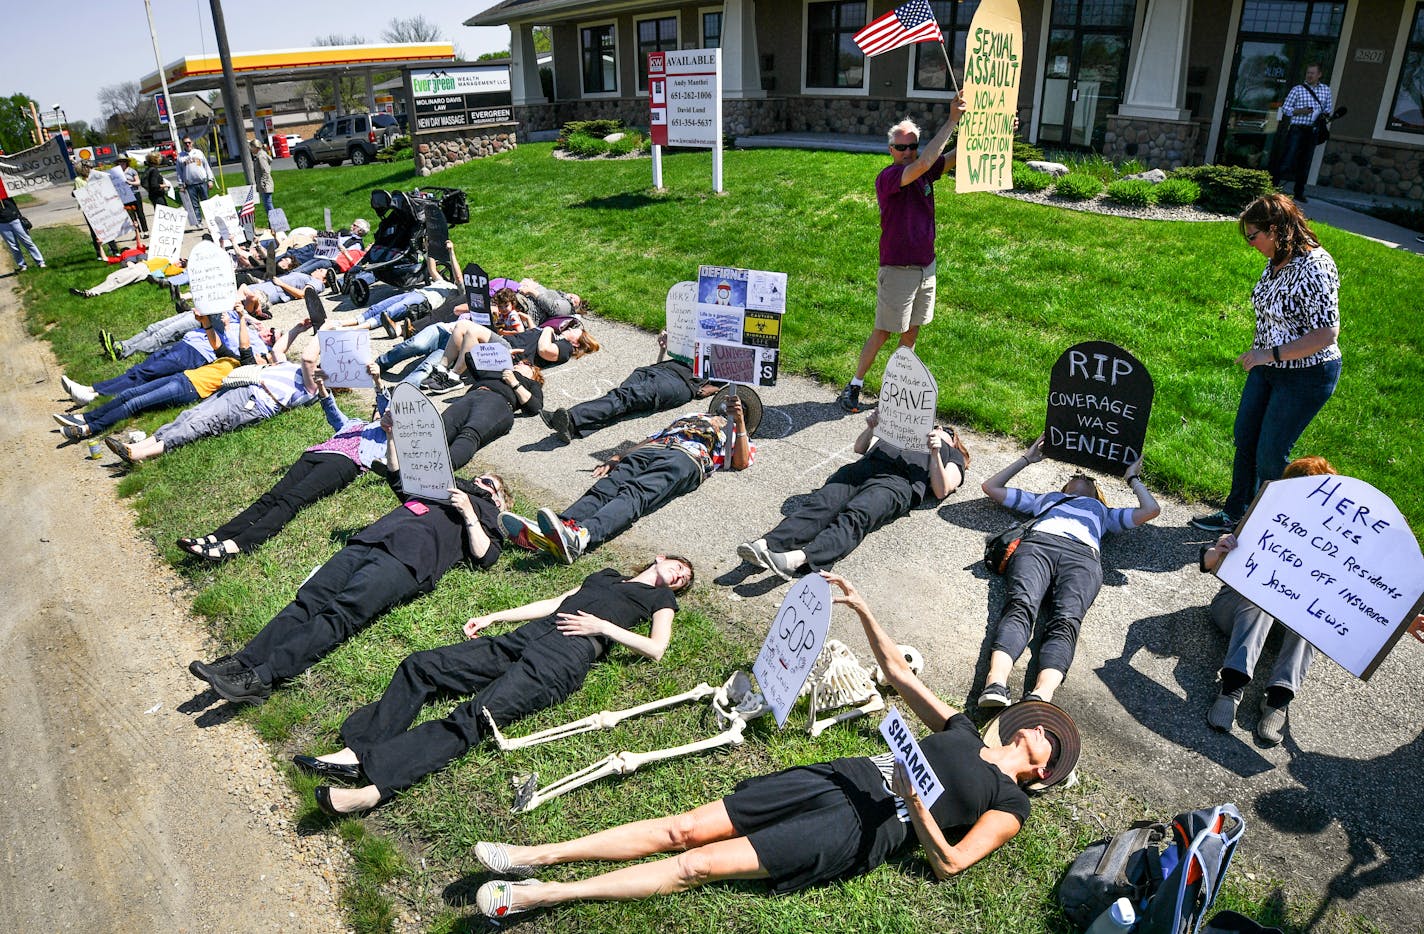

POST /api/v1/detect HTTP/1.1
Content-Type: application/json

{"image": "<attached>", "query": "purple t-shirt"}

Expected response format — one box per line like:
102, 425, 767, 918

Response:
876, 156, 945, 268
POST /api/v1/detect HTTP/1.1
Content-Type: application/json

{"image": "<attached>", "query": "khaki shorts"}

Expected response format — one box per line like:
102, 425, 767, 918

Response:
874, 260, 936, 333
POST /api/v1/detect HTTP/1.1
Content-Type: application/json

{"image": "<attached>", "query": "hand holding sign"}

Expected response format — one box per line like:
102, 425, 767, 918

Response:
1044, 340, 1153, 476
752, 574, 833, 727
317, 330, 375, 388
149, 205, 187, 263
470, 341, 514, 374
875, 347, 939, 451
878, 707, 944, 808
186, 240, 238, 316
956, 0, 1024, 193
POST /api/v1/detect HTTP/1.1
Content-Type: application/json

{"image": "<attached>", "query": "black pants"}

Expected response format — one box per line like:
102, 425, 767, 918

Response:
991, 532, 1103, 676
563, 446, 703, 548
213, 451, 361, 552
236, 543, 419, 685
442, 389, 515, 469
764, 458, 915, 568
1272, 124, 1317, 198
341, 617, 598, 797
567, 364, 694, 437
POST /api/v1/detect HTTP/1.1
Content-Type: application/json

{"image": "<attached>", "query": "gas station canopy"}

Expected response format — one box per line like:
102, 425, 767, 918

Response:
139, 42, 458, 95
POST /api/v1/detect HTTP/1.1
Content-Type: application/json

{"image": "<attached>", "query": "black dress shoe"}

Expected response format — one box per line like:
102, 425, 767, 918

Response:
314, 785, 341, 818
188, 655, 246, 684
293, 754, 364, 783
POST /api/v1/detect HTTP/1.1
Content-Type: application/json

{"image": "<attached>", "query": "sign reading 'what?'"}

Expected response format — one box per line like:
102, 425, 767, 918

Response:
1044, 341, 1153, 476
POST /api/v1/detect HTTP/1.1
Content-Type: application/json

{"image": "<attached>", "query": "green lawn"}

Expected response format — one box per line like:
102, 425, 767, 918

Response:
13, 141, 1411, 933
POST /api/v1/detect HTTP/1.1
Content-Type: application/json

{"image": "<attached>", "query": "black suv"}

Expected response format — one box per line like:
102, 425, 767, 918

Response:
291, 113, 399, 168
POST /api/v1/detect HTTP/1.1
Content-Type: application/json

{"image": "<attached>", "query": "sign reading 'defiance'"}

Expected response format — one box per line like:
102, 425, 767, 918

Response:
692, 264, 787, 386
753, 574, 833, 727
1044, 340, 1153, 476
648, 49, 721, 148
879, 707, 945, 808
957, 0, 1024, 193
1216, 475, 1424, 679
148, 205, 187, 264
318, 330, 374, 388
664, 281, 698, 365
389, 383, 455, 503
876, 347, 939, 451
186, 240, 237, 316
75, 170, 133, 243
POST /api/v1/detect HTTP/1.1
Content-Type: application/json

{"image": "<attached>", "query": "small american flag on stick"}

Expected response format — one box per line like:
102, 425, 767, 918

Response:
853, 0, 944, 58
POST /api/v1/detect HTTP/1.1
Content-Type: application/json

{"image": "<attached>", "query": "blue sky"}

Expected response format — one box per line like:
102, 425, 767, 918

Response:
7, 1, 509, 126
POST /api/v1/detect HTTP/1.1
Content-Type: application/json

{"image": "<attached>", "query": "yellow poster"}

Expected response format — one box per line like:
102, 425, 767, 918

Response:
955, 0, 1023, 193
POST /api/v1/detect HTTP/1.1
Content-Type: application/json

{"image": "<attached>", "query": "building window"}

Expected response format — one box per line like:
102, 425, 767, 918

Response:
913, 1, 980, 92
1239, 0, 1345, 33
637, 16, 679, 90
1388, 2, 1424, 134
806, 1, 867, 89
703, 10, 723, 48
581, 23, 617, 94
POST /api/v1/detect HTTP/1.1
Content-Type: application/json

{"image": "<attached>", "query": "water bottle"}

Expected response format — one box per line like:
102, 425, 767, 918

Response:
1085, 896, 1136, 933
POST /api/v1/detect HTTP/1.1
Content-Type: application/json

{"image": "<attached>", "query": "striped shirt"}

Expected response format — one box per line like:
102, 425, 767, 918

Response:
1280, 82, 1333, 126
1003, 489, 1139, 551
1251, 247, 1341, 369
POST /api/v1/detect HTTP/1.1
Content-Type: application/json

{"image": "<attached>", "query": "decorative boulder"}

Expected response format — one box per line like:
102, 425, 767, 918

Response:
1125, 168, 1168, 183
1027, 160, 1070, 177
604, 132, 625, 143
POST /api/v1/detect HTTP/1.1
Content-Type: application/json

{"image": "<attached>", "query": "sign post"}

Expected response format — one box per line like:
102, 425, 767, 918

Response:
1043, 340, 1153, 476
389, 383, 456, 502
752, 574, 834, 727
648, 49, 723, 192
956, 0, 1023, 192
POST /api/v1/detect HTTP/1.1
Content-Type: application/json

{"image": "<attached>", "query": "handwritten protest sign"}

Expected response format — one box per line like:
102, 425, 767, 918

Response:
148, 205, 187, 263
201, 193, 247, 244
389, 383, 455, 503
1216, 475, 1424, 679
700, 342, 758, 385
315, 231, 341, 259
665, 281, 698, 364
878, 707, 945, 808
75, 171, 133, 243
957, 0, 1023, 193
462, 262, 491, 326
470, 341, 513, 373
0, 136, 73, 194
318, 330, 374, 388
266, 208, 290, 234
1043, 340, 1153, 476
875, 347, 939, 451
753, 573, 833, 727
186, 240, 237, 316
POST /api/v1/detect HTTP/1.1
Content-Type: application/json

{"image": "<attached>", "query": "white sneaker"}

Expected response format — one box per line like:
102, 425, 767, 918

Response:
61, 375, 98, 405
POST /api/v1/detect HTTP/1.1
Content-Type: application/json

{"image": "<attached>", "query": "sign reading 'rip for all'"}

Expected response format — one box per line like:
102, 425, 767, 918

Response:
389, 383, 455, 503
875, 347, 939, 452
1044, 341, 1153, 476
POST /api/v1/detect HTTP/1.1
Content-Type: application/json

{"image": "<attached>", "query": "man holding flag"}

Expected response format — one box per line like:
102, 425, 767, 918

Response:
838, 0, 968, 413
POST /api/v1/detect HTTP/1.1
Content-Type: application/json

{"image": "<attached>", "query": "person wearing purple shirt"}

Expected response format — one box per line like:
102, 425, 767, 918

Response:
838, 98, 967, 413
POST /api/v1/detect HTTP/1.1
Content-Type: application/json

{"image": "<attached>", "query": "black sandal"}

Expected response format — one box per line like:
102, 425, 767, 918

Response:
182, 539, 238, 562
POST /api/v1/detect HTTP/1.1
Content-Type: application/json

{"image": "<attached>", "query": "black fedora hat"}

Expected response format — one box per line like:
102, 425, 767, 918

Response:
981, 699, 1081, 791
707, 384, 763, 436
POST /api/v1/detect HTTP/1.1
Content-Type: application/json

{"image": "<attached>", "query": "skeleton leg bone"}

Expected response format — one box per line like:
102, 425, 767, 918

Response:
483, 682, 717, 751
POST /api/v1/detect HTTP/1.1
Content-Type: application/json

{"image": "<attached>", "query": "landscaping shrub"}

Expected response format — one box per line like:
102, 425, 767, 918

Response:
607, 131, 649, 155
1011, 162, 1054, 192
1069, 153, 1120, 182
1053, 172, 1105, 200
563, 132, 611, 157
375, 135, 411, 163
1105, 178, 1159, 207
1360, 203, 1424, 233
562, 119, 624, 139
1155, 177, 1202, 206
1170, 164, 1274, 214
1012, 140, 1045, 163
1117, 158, 1148, 177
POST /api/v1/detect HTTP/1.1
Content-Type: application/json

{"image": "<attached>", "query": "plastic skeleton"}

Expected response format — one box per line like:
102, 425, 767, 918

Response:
486, 640, 923, 812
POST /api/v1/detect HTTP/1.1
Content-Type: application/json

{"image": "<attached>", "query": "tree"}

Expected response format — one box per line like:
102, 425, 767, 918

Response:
0, 92, 41, 153
475, 26, 550, 61
306, 34, 371, 113
97, 81, 158, 146
383, 16, 463, 60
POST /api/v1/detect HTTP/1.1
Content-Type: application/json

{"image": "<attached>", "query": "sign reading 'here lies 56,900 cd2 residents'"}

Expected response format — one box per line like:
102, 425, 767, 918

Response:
410, 66, 513, 131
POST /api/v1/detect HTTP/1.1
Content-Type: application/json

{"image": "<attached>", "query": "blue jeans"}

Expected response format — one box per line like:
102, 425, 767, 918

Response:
361, 291, 429, 325
376, 322, 454, 385
260, 191, 274, 213
184, 184, 208, 221
83, 372, 200, 433
1224, 358, 1341, 518
1, 218, 44, 267
94, 341, 210, 396
118, 312, 198, 358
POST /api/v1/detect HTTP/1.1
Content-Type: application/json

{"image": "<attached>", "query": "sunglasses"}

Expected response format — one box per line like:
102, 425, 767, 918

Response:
1244, 228, 1267, 243
890, 142, 919, 152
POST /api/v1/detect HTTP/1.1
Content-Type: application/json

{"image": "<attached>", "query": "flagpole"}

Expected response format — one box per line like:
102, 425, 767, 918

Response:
938, 39, 961, 97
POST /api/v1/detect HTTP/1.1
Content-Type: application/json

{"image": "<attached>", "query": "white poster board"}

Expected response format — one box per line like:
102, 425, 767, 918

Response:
875, 347, 939, 452
1216, 474, 1424, 679
148, 205, 187, 263
75, 171, 133, 243
470, 342, 514, 373
956, 0, 1024, 192
201, 193, 248, 244
692, 264, 785, 386
266, 207, 290, 234
185, 240, 237, 316
318, 330, 374, 388
664, 281, 698, 365
647, 48, 724, 191
315, 231, 341, 260
0, 136, 73, 195
389, 383, 455, 503
878, 707, 945, 808
752, 574, 833, 727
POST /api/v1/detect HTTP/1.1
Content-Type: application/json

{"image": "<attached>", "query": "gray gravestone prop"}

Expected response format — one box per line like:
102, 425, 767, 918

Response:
752, 573, 833, 727
266, 207, 290, 234
462, 262, 491, 326
664, 281, 698, 364
318, 330, 374, 388
875, 347, 939, 452
186, 240, 237, 317
1044, 340, 1154, 476
389, 383, 455, 502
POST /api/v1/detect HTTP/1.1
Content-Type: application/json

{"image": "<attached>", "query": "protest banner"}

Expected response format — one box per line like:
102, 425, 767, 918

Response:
1216, 475, 1424, 679
0, 137, 73, 195
201, 193, 247, 244
462, 262, 491, 326
148, 205, 187, 263
692, 264, 786, 386
389, 383, 455, 502
75, 171, 133, 243
664, 281, 698, 364
752, 574, 833, 727
470, 341, 514, 373
1043, 340, 1153, 476
186, 240, 237, 316
318, 330, 374, 388
875, 347, 939, 451
956, 0, 1023, 193
878, 707, 945, 807
266, 207, 290, 234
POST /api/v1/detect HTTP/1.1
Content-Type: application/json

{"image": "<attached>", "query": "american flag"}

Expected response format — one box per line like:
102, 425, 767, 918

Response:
236, 185, 256, 222
853, 0, 944, 58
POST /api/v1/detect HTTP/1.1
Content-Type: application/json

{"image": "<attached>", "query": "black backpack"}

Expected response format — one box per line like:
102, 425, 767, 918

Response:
1057, 805, 1245, 933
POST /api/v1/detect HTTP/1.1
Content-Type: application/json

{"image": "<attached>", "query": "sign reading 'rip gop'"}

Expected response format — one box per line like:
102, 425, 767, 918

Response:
875, 347, 939, 452
1044, 341, 1153, 476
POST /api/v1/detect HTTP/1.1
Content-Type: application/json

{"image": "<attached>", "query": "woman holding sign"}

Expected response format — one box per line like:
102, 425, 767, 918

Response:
468, 573, 1074, 918
1191, 194, 1341, 535
978, 436, 1160, 707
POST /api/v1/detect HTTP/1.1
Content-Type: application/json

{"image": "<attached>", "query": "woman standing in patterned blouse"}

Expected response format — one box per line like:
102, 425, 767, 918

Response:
1192, 194, 1341, 534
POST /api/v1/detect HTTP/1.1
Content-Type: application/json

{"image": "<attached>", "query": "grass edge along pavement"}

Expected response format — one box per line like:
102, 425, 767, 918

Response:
12, 226, 1380, 933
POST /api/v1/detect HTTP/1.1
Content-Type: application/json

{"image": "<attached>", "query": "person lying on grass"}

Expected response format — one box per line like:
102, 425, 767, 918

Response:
469, 572, 1075, 920
67, 254, 186, 298
293, 555, 692, 816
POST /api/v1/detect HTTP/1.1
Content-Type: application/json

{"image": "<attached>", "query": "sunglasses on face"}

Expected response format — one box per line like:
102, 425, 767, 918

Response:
1244, 229, 1267, 243
890, 142, 919, 152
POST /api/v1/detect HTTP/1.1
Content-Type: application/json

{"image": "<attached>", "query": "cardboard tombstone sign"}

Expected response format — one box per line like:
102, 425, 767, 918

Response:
148, 205, 187, 264
425, 208, 451, 265
752, 573, 833, 727
186, 240, 238, 317
470, 341, 514, 374
956, 0, 1024, 193
266, 207, 290, 234
389, 383, 456, 502
303, 287, 328, 332
1216, 474, 1424, 680
875, 347, 939, 452
1043, 341, 1153, 476
318, 329, 374, 388
201, 193, 247, 244
462, 262, 491, 326
75, 170, 134, 243
665, 281, 698, 365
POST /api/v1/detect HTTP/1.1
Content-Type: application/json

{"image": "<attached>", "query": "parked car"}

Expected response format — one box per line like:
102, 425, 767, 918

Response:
281, 134, 303, 149
155, 141, 177, 164
290, 113, 398, 169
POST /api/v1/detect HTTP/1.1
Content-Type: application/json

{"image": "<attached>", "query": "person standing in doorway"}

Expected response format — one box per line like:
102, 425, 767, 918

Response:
1272, 63, 1333, 203
837, 97, 968, 413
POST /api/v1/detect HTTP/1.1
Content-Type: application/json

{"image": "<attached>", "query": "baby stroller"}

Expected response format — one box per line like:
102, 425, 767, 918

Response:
343, 186, 469, 307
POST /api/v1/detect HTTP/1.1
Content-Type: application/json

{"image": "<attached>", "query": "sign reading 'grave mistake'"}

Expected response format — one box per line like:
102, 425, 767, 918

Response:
875, 347, 939, 451
1216, 474, 1424, 679
1044, 340, 1153, 476
389, 383, 455, 503
753, 574, 833, 727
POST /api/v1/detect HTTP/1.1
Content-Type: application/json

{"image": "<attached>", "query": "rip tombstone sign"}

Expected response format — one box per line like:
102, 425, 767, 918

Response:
1044, 341, 1153, 476
389, 383, 455, 502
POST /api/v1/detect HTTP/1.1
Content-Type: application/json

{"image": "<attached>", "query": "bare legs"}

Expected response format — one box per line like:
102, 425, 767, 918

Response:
984, 650, 1065, 703
440, 320, 500, 376
852, 326, 920, 381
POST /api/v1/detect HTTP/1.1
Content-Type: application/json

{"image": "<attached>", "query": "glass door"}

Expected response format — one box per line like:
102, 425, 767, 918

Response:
1037, 1, 1136, 150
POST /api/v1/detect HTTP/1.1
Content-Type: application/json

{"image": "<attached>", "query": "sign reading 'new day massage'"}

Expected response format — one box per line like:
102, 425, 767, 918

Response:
1216, 475, 1424, 679
956, 0, 1023, 192
1043, 340, 1153, 476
